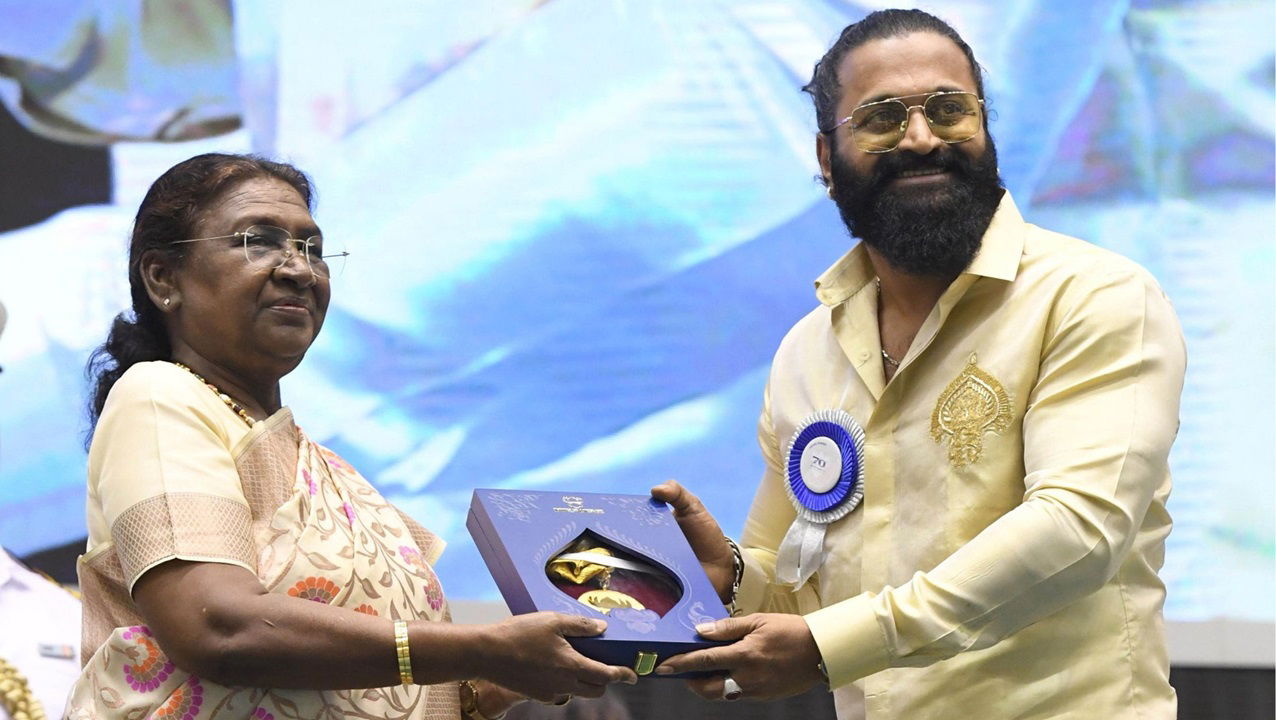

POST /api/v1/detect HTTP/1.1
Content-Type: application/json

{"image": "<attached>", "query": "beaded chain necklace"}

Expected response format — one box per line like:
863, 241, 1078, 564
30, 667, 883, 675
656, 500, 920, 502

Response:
171, 362, 257, 427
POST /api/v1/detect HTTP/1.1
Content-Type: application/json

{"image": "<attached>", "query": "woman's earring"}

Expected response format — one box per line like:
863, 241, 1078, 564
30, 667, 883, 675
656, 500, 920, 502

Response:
163, 298, 171, 307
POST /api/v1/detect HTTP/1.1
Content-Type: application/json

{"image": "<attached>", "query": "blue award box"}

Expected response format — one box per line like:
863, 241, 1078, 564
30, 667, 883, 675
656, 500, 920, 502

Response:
466, 489, 728, 677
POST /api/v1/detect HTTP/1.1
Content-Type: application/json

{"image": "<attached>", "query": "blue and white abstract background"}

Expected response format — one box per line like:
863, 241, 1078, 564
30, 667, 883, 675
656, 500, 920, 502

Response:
0, 0, 1271, 623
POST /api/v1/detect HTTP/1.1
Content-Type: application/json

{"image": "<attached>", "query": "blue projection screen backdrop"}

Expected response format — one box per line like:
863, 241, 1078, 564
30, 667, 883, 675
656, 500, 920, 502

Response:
0, 0, 1271, 628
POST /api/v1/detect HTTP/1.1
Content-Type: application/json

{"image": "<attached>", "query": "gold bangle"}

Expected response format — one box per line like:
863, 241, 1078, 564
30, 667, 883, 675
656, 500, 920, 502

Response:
393, 620, 413, 685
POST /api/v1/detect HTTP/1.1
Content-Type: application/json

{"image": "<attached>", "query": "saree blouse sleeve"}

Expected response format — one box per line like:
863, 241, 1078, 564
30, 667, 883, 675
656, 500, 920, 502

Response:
87, 361, 257, 593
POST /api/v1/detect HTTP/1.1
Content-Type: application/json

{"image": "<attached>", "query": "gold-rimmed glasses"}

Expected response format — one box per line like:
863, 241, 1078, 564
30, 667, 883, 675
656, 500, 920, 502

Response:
826, 91, 984, 153
172, 225, 348, 279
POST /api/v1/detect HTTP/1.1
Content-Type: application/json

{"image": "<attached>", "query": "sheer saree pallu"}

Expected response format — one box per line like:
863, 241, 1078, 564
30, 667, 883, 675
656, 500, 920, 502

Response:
69, 410, 460, 720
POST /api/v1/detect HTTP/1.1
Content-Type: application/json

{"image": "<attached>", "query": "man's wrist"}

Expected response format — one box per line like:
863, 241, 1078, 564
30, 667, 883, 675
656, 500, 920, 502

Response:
722, 536, 745, 613
804, 594, 892, 687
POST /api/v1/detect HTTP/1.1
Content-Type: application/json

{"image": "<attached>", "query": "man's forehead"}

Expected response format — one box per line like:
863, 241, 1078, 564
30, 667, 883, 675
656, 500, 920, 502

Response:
835, 31, 978, 109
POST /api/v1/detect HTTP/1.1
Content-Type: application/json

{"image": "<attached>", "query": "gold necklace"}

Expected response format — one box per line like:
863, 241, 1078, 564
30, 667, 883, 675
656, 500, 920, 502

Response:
171, 362, 257, 427
0, 655, 46, 720
875, 279, 902, 368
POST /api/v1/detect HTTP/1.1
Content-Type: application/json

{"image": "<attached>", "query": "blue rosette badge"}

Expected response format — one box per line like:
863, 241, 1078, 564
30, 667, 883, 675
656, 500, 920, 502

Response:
776, 409, 866, 589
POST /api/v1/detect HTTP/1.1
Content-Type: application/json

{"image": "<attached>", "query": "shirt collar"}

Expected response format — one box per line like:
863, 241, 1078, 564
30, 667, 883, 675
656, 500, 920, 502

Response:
813, 190, 1026, 307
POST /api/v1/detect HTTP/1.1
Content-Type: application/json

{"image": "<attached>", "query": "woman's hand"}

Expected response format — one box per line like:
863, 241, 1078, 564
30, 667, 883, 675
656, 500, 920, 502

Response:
133, 560, 635, 696
650, 480, 735, 602
471, 612, 637, 703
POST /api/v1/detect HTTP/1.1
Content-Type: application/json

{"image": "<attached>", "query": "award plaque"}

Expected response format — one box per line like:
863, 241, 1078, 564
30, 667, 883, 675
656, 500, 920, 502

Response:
466, 489, 729, 677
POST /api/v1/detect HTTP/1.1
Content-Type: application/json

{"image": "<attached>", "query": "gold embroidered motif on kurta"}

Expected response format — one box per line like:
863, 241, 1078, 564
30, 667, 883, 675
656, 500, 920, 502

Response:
931, 353, 1012, 466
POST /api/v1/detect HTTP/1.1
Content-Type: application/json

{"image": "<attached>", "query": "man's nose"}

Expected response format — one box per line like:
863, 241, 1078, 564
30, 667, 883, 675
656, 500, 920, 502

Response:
894, 106, 942, 155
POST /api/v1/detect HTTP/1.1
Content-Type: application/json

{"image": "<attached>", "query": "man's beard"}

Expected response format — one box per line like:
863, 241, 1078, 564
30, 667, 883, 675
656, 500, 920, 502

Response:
828, 135, 1004, 277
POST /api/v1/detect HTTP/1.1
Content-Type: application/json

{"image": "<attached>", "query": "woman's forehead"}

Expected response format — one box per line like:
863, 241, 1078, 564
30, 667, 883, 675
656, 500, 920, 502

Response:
198, 176, 315, 233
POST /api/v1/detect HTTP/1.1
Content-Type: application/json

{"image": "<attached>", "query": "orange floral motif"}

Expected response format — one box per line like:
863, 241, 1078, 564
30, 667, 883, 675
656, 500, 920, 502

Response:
353, 604, 379, 616
152, 677, 203, 720
121, 626, 175, 692
287, 576, 341, 604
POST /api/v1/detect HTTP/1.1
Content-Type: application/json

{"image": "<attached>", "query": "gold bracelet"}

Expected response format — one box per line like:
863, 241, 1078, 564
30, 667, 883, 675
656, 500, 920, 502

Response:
393, 620, 413, 685
459, 680, 507, 720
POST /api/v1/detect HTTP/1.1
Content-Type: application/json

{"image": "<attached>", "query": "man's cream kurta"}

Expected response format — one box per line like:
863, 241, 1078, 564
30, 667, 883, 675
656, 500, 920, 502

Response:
734, 193, 1185, 720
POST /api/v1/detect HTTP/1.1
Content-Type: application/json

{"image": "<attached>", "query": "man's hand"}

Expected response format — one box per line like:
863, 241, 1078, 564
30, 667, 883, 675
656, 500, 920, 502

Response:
650, 480, 735, 602
470, 679, 524, 719
654, 613, 824, 701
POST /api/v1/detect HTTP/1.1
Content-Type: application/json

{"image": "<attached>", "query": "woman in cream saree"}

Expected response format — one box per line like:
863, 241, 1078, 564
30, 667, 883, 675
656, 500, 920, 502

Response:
71, 366, 459, 720
71, 153, 632, 720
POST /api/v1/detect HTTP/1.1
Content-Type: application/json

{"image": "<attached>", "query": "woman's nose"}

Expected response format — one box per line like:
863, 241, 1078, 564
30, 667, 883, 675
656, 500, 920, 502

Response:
273, 250, 317, 287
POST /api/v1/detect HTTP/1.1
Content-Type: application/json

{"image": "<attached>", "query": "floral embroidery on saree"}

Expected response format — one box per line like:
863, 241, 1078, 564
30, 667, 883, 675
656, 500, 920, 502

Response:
68, 410, 459, 720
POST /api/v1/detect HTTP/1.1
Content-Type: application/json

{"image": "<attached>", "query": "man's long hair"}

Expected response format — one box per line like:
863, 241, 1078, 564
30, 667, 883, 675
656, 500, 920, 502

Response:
803, 9, 988, 140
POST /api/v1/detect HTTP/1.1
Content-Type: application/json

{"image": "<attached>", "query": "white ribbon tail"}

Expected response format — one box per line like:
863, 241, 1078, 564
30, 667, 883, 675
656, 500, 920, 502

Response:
775, 517, 827, 590
552, 552, 660, 576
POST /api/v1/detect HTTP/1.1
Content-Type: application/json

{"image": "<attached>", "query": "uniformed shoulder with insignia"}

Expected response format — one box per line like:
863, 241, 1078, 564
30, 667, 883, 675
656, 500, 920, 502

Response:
931, 353, 1013, 466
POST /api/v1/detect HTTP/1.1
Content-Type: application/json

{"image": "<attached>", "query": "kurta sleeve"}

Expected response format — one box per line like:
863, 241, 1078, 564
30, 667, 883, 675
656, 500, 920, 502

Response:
736, 379, 815, 616
805, 268, 1186, 687
88, 362, 257, 592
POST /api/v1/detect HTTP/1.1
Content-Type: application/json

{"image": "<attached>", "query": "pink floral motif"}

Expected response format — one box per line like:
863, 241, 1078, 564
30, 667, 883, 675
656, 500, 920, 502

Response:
303, 469, 316, 496
153, 676, 203, 720
399, 546, 444, 611
398, 546, 425, 573
342, 502, 356, 526
121, 626, 175, 692
423, 574, 445, 612
321, 448, 354, 474
251, 708, 274, 720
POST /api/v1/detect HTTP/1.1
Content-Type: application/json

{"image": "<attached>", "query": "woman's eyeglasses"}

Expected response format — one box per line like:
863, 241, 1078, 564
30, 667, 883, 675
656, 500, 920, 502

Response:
826, 91, 984, 154
172, 225, 348, 279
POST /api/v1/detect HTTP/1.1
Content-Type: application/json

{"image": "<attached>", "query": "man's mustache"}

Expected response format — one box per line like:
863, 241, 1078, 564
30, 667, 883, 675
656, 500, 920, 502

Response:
872, 149, 962, 183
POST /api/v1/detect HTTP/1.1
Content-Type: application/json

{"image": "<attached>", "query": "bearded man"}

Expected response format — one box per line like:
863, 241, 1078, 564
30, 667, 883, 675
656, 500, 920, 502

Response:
653, 9, 1186, 720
